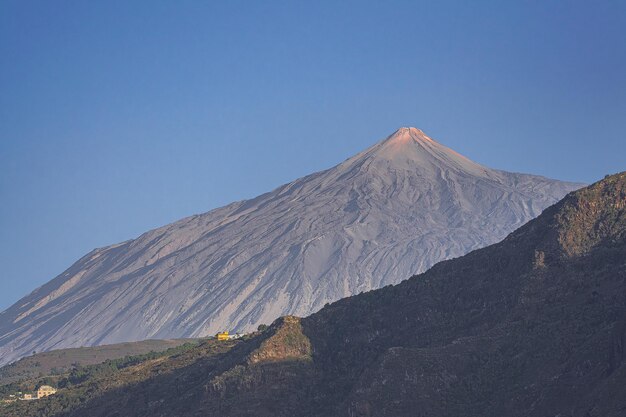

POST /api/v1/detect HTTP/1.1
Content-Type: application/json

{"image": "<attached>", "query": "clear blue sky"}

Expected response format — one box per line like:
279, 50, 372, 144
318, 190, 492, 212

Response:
1, 1, 625, 310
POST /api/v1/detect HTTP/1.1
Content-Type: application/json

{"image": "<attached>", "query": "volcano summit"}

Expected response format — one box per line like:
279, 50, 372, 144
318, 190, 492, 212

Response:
0, 128, 583, 365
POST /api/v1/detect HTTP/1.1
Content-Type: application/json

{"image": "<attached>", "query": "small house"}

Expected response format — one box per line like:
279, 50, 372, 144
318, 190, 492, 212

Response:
36, 385, 57, 399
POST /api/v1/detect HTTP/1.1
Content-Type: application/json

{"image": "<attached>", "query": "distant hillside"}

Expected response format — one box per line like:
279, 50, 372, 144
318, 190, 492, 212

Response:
1, 172, 623, 417
0, 337, 244, 416
0, 339, 195, 386
0, 127, 583, 365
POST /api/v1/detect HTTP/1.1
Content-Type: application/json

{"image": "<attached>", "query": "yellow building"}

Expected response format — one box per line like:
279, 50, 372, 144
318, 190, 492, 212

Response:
36, 385, 56, 399
216, 331, 230, 341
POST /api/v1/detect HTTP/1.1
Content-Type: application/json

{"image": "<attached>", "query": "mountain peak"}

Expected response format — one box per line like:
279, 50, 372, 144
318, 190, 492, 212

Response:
358, 127, 490, 178
378, 127, 452, 156
0, 127, 584, 366
388, 127, 432, 143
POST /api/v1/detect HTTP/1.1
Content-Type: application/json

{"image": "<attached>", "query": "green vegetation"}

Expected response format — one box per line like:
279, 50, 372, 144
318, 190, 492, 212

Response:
0, 335, 248, 417
59, 342, 199, 387
0, 338, 196, 386
0, 340, 206, 415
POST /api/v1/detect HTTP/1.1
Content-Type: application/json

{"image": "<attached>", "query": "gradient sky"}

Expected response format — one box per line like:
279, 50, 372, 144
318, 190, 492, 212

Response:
1, 0, 625, 310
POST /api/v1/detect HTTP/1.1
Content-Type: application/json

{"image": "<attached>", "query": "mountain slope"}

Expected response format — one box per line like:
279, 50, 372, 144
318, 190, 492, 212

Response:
3, 172, 623, 417
0, 128, 582, 365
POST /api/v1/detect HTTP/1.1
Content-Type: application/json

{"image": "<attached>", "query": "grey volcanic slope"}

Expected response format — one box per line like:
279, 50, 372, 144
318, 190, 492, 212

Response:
0, 128, 583, 365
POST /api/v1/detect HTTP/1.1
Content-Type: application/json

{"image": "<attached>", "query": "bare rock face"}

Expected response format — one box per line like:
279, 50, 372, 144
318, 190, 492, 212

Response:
0, 128, 583, 365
